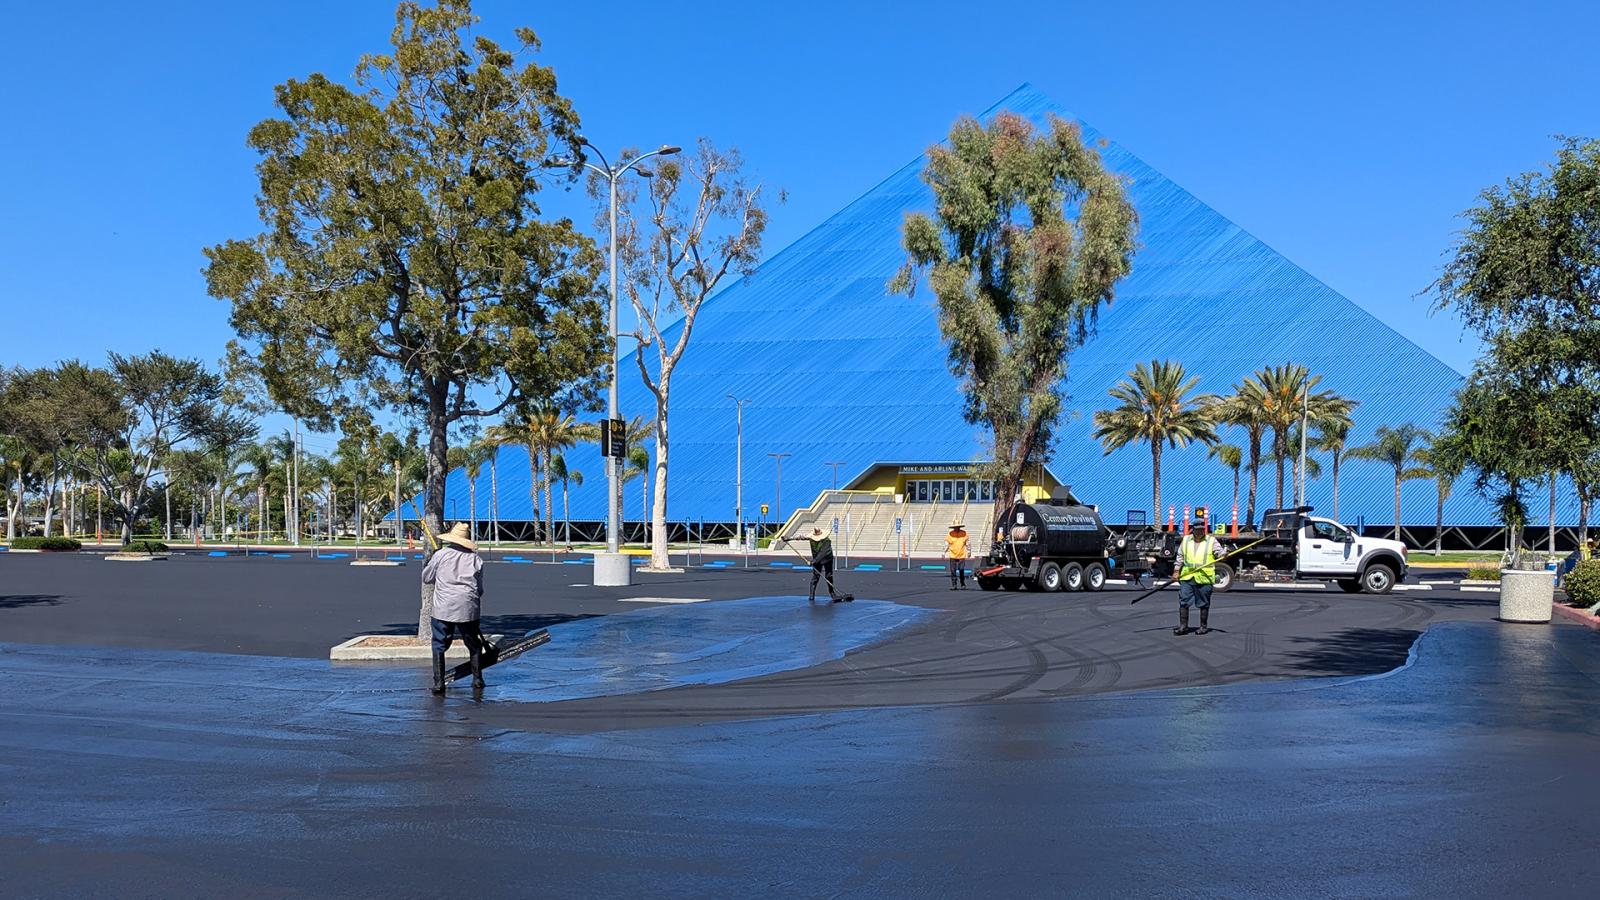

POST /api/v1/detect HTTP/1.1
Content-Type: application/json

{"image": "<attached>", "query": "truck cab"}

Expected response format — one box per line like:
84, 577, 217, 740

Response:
1251, 508, 1408, 593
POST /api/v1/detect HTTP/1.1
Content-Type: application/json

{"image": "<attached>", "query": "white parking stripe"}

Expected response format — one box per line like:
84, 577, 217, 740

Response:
1461, 586, 1499, 593
617, 597, 709, 604
1392, 584, 1432, 591
1253, 583, 1327, 590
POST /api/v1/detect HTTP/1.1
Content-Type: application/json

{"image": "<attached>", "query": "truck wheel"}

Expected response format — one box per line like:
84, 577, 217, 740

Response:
1002, 578, 1024, 591
1083, 562, 1106, 592
1038, 562, 1062, 592
1212, 563, 1233, 593
977, 576, 999, 591
1337, 579, 1362, 593
1360, 564, 1396, 595
1062, 562, 1084, 592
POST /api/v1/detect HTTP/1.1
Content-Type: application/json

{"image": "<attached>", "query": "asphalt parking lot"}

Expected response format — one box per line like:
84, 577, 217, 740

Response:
3, 549, 1597, 897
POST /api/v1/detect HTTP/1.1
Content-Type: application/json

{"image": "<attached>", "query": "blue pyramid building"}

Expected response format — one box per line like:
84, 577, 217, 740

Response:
434, 84, 1530, 534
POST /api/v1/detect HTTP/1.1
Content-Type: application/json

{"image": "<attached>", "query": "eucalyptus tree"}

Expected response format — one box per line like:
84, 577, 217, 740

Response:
1431, 136, 1600, 549
1349, 424, 1433, 541
608, 139, 771, 569
203, 0, 607, 635
1092, 360, 1219, 522
892, 111, 1138, 524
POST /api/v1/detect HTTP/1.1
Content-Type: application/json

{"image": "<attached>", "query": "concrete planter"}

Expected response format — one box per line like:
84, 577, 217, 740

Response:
1498, 569, 1554, 623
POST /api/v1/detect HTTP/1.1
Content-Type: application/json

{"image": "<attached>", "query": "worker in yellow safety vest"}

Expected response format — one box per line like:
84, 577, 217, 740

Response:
1176, 516, 1222, 636
945, 521, 970, 590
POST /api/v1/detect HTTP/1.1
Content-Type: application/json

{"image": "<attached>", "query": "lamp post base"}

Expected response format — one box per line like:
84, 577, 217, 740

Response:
594, 552, 632, 587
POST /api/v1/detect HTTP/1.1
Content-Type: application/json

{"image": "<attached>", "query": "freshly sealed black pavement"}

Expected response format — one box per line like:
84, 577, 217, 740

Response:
2, 551, 1597, 897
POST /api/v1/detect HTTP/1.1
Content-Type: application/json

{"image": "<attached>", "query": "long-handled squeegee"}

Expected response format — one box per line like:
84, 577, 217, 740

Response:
1128, 537, 1266, 605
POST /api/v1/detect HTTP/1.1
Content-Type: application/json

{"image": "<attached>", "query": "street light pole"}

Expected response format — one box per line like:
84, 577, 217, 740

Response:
728, 395, 750, 547
1296, 377, 1309, 508
768, 452, 792, 523
547, 138, 680, 584
825, 461, 847, 490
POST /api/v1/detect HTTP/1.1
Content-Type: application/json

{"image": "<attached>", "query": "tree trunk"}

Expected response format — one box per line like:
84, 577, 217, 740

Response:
419, 381, 449, 640
469, 478, 478, 541
1434, 482, 1446, 556
562, 481, 570, 547
1331, 454, 1341, 520
1548, 473, 1557, 553
120, 486, 134, 546
7, 470, 23, 539
1578, 492, 1590, 549
545, 456, 555, 549
651, 410, 670, 568
1393, 470, 1403, 542
1150, 441, 1162, 527
527, 443, 540, 544
1273, 431, 1287, 508
1245, 434, 1262, 528
1231, 468, 1240, 514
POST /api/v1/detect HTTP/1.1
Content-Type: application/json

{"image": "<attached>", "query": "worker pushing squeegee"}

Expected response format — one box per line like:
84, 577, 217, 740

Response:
1130, 515, 1267, 636
780, 526, 855, 604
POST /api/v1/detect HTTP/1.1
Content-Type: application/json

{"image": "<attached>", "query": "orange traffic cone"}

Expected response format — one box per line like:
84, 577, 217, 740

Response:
1231, 503, 1239, 538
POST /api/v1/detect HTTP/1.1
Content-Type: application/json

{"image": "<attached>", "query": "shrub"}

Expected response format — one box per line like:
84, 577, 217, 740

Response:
9, 536, 83, 551
1466, 566, 1499, 581
121, 540, 169, 554
1563, 559, 1600, 608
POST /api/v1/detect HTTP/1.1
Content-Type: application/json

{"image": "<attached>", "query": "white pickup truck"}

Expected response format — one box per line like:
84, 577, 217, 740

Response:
1211, 507, 1410, 594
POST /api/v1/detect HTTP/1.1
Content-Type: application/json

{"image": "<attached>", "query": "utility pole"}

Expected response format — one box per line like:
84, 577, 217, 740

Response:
728, 395, 751, 547
291, 421, 302, 546
768, 452, 792, 523
1296, 378, 1309, 508
394, 459, 402, 549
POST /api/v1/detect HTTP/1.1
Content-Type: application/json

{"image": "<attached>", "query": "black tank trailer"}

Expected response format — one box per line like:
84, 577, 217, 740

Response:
975, 489, 1181, 592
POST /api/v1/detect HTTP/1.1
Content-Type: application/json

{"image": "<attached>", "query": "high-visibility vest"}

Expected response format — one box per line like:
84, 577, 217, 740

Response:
946, 531, 969, 559
1180, 536, 1218, 584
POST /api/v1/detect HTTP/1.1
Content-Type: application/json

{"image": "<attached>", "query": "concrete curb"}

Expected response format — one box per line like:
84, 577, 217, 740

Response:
1551, 603, 1600, 631
106, 554, 168, 562
349, 560, 402, 567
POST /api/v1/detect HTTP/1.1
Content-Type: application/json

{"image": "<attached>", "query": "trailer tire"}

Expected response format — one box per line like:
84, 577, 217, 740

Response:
1062, 562, 1084, 592
1212, 562, 1233, 593
977, 576, 999, 591
1002, 578, 1024, 591
1083, 562, 1106, 592
1360, 563, 1396, 594
1038, 562, 1063, 592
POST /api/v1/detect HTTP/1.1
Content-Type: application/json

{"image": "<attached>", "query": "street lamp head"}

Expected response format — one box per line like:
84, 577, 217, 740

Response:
659, 144, 682, 155
544, 156, 577, 168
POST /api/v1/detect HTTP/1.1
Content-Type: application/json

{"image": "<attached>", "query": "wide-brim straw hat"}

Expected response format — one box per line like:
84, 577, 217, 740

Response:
438, 522, 478, 552
949, 521, 965, 530
808, 527, 827, 540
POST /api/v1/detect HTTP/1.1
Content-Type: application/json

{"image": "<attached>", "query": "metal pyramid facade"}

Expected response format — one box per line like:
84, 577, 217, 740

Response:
445, 84, 1503, 528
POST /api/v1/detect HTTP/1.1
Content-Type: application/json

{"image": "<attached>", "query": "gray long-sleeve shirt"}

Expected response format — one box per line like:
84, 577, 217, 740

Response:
422, 545, 483, 623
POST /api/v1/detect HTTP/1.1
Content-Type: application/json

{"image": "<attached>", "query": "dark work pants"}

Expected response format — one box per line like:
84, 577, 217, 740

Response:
949, 558, 967, 586
431, 617, 486, 657
809, 558, 839, 600
1178, 581, 1213, 609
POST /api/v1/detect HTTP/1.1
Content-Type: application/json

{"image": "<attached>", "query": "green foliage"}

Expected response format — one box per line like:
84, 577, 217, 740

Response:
203, 0, 608, 551
1432, 136, 1600, 534
1563, 559, 1600, 607
1092, 359, 1218, 518
121, 540, 169, 554
891, 111, 1138, 514
1466, 566, 1500, 581
9, 536, 81, 551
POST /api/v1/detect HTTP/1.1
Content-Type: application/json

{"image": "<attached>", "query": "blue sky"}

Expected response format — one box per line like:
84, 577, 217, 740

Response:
4, 0, 1597, 452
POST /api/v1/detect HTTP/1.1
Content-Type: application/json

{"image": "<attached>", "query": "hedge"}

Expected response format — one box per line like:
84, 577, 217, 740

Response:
1564, 559, 1600, 608
1466, 566, 1499, 581
9, 536, 83, 551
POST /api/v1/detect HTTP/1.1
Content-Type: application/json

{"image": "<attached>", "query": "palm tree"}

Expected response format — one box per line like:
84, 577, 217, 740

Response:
1412, 436, 1464, 556
1252, 364, 1356, 509
550, 453, 583, 548
1219, 377, 1270, 527
1349, 424, 1433, 541
496, 404, 598, 547
461, 439, 493, 542
623, 443, 651, 537
1092, 360, 1220, 522
1209, 443, 1243, 520
1312, 419, 1353, 520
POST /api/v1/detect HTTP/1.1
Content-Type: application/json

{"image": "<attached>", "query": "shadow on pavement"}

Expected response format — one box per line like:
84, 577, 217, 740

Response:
1281, 626, 1420, 676
0, 595, 65, 609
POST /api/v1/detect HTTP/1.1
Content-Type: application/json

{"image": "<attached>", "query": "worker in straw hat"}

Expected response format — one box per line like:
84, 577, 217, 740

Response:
945, 520, 969, 590
782, 526, 852, 603
422, 522, 486, 693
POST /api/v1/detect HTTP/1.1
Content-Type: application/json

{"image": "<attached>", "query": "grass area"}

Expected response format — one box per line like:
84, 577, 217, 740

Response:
1406, 550, 1504, 565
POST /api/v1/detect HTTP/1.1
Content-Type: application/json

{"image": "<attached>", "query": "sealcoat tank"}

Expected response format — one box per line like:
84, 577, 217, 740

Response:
1008, 499, 1109, 559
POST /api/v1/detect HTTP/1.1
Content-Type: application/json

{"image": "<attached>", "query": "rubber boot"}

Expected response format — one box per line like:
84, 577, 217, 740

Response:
430, 652, 446, 695
1196, 607, 1211, 635
470, 647, 485, 690
1173, 607, 1191, 636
